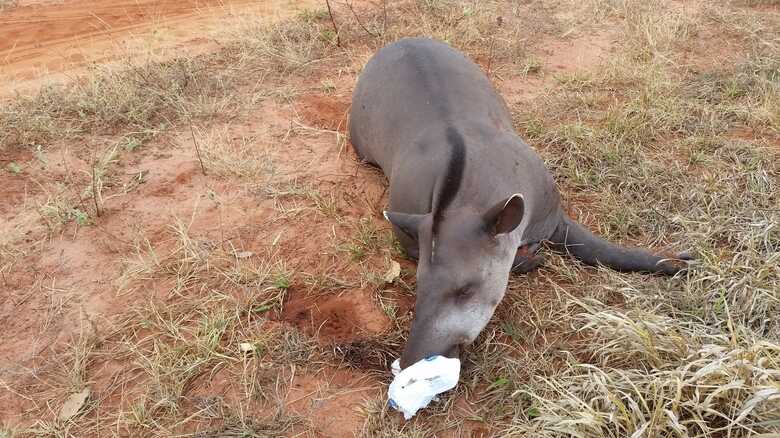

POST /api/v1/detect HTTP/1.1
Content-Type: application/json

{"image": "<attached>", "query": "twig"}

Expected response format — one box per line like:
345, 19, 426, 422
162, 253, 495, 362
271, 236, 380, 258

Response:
486, 39, 495, 76
374, 184, 388, 215
325, 0, 341, 47
92, 223, 132, 245
189, 123, 207, 176
383, 0, 388, 35
486, 16, 503, 77
59, 152, 92, 217
91, 148, 102, 217
346, 1, 378, 37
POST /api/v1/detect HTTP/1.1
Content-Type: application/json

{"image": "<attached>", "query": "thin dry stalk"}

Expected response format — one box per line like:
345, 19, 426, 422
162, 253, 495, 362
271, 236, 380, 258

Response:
325, 0, 341, 47
90, 149, 102, 217
383, 0, 388, 34
347, 1, 379, 37
190, 123, 207, 176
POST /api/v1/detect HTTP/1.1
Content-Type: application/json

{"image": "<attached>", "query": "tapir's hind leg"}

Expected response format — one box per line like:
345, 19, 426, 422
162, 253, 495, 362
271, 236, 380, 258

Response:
550, 216, 690, 275
348, 114, 380, 166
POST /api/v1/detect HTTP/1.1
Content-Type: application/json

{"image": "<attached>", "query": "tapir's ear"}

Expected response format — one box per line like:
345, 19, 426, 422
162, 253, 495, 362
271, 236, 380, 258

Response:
383, 211, 426, 238
485, 193, 525, 235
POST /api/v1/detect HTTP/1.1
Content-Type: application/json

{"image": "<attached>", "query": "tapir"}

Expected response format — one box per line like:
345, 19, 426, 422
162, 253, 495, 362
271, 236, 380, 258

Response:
349, 38, 689, 369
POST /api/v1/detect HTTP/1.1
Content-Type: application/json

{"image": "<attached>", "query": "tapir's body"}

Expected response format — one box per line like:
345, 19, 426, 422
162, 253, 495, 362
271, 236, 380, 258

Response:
350, 38, 688, 368
350, 37, 561, 253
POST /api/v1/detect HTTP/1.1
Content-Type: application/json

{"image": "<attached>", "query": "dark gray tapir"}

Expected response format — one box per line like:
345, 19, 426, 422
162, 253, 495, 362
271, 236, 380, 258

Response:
349, 38, 689, 369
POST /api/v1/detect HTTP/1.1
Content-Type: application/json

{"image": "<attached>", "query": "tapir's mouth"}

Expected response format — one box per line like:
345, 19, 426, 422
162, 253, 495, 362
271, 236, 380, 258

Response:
400, 343, 462, 369
443, 344, 461, 359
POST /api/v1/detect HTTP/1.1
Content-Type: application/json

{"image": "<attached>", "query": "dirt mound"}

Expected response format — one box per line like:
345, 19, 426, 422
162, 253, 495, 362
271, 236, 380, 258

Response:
280, 289, 391, 342
297, 94, 350, 131
333, 338, 403, 371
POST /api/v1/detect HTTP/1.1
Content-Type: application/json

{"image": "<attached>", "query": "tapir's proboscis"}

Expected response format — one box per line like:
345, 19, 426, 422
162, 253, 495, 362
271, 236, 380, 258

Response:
349, 38, 691, 369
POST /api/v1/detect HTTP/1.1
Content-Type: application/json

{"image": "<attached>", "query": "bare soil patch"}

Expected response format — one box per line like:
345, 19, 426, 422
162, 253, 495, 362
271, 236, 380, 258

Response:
280, 289, 391, 342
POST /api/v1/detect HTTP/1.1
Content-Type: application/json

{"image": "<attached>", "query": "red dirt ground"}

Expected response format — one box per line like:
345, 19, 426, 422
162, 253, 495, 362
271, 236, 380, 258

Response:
281, 289, 391, 341
0, 2, 626, 433
6, 0, 767, 435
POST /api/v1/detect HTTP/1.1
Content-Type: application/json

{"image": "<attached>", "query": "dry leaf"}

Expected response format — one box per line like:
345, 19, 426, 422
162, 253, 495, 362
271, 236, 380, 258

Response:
384, 260, 401, 283
58, 387, 90, 421
239, 342, 256, 353
235, 251, 254, 259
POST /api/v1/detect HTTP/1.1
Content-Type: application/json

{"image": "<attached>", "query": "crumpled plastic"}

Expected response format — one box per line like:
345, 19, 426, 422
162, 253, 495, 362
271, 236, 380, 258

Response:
388, 356, 461, 420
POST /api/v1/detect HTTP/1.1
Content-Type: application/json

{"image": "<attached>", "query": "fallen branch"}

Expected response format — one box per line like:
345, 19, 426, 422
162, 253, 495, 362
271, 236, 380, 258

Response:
325, 0, 341, 47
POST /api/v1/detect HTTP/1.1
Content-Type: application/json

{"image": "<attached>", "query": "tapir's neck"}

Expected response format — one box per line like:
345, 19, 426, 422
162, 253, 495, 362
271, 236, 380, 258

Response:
427, 122, 562, 244
431, 126, 468, 237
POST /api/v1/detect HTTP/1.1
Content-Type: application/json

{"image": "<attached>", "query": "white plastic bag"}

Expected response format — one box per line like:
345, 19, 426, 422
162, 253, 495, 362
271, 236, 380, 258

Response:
388, 356, 461, 420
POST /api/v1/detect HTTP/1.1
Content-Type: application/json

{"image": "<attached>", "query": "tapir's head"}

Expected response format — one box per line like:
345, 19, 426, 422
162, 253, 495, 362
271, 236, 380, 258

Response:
385, 194, 525, 369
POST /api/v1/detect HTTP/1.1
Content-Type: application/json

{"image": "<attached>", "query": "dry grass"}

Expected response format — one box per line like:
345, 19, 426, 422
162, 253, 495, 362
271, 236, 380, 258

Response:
0, 51, 252, 159
1, 0, 779, 436
40, 220, 317, 436
509, 296, 780, 437
195, 125, 277, 180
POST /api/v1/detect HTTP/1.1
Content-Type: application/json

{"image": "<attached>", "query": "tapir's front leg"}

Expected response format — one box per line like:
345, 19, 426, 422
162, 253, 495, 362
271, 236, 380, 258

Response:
394, 228, 420, 260
550, 215, 690, 275
383, 210, 423, 261
512, 242, 545, 273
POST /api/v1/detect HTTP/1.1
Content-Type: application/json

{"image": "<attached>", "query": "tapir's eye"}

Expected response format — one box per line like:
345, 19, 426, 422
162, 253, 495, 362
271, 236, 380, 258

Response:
454, 287, 472, 300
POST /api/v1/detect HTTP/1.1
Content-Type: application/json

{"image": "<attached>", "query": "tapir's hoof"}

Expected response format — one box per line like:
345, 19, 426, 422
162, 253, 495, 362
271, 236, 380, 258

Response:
659, 251, 696, 274
677, 251, 694, 261
403, 247, 420, 261
512, 254, 545, 273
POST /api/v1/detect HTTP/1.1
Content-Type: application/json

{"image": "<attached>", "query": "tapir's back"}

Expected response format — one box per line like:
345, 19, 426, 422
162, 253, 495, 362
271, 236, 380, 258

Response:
350, 38, 514, 169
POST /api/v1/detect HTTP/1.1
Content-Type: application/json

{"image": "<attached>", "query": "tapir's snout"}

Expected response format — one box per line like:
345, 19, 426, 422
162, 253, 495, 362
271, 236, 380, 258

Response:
400, 341, 461, 370
399, 311, 465, 369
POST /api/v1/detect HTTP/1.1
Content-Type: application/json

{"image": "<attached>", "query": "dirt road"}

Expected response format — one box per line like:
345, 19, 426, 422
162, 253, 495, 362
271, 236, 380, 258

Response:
0, 0, 317, 96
